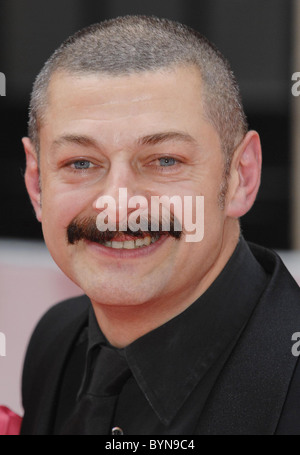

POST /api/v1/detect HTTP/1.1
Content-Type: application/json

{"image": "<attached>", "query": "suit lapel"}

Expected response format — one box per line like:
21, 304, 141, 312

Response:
195, 249, 300, 434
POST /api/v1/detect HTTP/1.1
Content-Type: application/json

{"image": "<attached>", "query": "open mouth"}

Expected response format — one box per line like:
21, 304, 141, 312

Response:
101, 233, 161, 249
67, 217, 181, 249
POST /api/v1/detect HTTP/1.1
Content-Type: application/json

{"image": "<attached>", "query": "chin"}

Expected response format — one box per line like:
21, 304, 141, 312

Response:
80, 273, 165, 307
87, 289, 148, 307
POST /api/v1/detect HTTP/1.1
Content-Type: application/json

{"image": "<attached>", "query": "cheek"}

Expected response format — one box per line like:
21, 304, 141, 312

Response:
40, 183, 92, 240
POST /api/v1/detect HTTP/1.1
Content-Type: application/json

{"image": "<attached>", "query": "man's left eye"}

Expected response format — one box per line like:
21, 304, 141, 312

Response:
72, 160, 93, 170
159, 157, 177, 167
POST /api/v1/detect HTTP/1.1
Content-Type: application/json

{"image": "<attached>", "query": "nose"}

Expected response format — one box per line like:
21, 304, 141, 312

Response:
92, 160, 148, 228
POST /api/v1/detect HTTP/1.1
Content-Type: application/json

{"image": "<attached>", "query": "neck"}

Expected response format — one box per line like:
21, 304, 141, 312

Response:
91, 220, 240, 348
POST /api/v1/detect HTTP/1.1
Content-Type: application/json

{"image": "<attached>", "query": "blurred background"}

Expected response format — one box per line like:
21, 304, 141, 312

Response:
0, 0, 300, 416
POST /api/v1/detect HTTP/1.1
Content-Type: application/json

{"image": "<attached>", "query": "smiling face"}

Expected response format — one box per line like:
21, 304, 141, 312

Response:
24, 65, 243, 312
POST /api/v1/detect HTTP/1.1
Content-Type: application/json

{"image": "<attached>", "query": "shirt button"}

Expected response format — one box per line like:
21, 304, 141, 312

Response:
111, 426, 124, 435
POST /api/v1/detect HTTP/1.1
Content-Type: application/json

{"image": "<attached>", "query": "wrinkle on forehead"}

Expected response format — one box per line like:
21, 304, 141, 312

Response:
40, 67, 221, 154
46, 66, 203, 109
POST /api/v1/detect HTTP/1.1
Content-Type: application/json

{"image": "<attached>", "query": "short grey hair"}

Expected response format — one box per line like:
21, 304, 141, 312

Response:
28, 15, 248, 177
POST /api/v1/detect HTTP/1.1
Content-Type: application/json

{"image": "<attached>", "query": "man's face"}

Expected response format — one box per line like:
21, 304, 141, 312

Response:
28, 66, 238, 309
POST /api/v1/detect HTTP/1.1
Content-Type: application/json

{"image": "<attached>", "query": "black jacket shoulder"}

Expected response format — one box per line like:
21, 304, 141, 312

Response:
21, 294, 90, 414
23, 294, 89, 360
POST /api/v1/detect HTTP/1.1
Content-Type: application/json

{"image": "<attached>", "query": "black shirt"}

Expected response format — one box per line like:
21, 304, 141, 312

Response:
54, 237, 268, 435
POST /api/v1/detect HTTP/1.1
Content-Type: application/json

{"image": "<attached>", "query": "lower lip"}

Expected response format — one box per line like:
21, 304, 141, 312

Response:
85, 234, 171, 259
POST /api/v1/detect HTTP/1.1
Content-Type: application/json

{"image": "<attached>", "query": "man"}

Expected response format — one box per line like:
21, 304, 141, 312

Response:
20, 15, 300, 435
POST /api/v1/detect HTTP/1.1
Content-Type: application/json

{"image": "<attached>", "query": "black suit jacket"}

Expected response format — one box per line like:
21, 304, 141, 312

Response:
20, 243, 300, 435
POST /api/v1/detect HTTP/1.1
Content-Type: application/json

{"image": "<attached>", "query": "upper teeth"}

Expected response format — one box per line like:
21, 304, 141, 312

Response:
104, 236, 154, 249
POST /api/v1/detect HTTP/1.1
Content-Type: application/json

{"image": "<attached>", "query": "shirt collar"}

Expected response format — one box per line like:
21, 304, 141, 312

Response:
85, 237, 267, 425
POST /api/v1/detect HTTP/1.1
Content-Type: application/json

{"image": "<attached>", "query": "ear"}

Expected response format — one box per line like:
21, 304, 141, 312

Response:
226, 130, 262, 218
22, 137, 42, 222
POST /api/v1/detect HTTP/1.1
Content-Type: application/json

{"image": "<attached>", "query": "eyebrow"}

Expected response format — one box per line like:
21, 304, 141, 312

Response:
51, 131, 197, 151
51, 134, 98, 150
137, 131, 197, 146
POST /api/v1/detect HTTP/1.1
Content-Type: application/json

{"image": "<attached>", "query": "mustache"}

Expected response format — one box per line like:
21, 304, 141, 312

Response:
67, 214, 182, 245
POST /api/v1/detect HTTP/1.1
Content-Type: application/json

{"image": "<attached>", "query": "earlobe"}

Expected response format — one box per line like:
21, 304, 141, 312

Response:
226, 131, 262, 218
22, 137, 42, 222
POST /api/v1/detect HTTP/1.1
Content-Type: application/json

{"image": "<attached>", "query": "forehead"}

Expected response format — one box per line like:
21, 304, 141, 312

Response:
40, 66, 220, 151
46, 65, 202, 114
